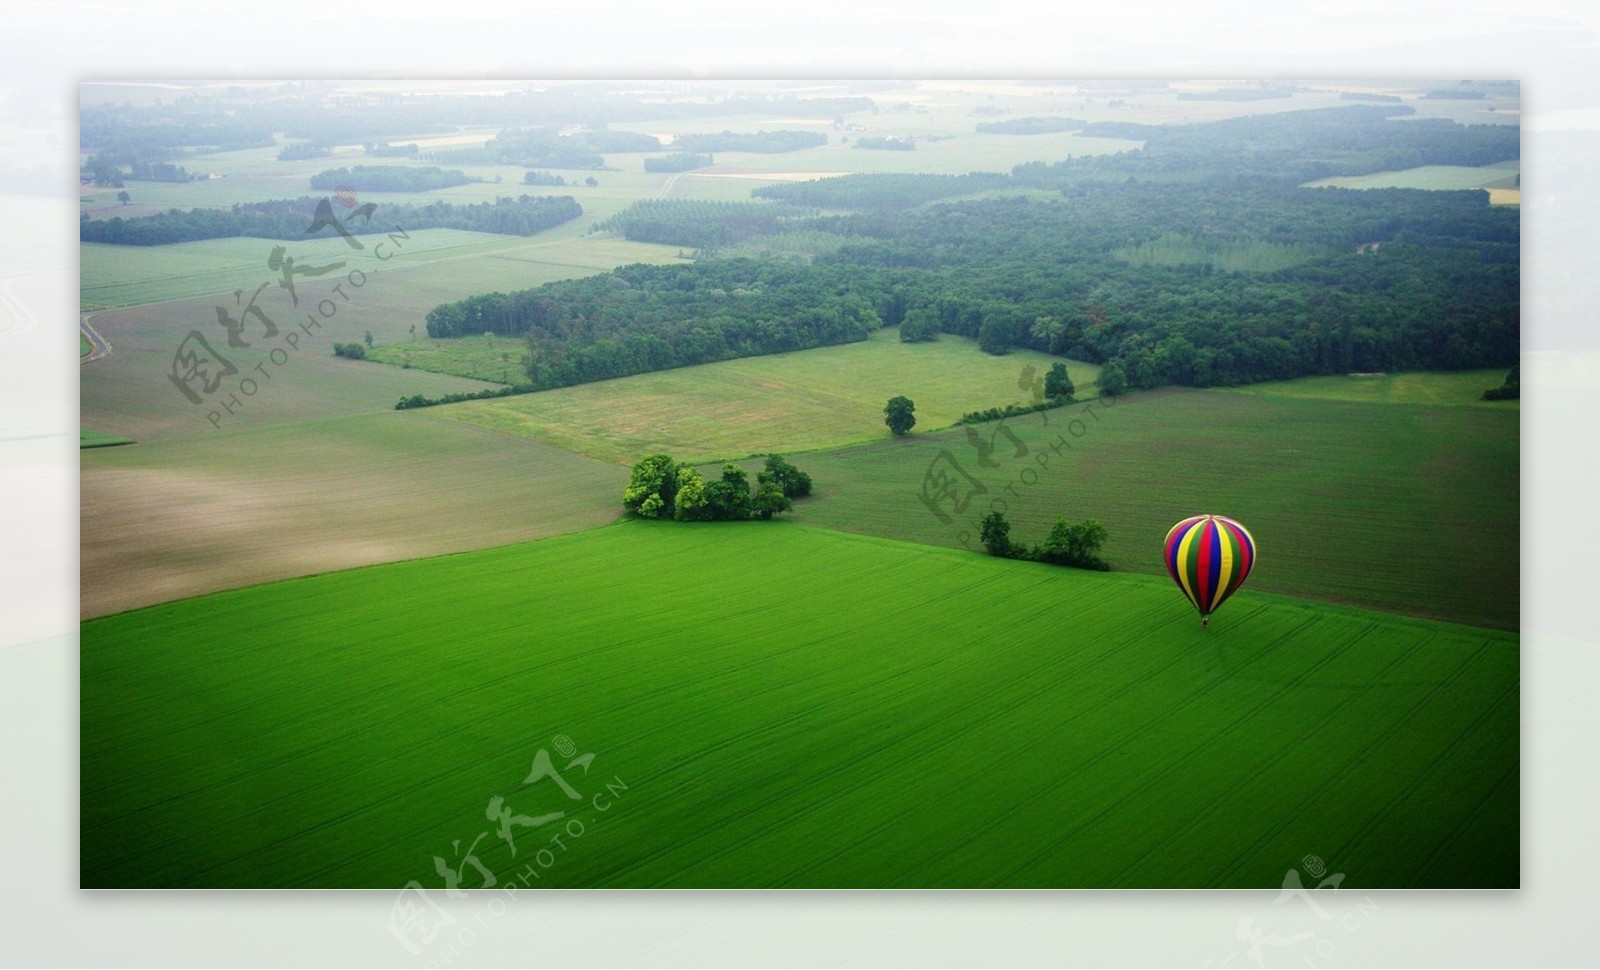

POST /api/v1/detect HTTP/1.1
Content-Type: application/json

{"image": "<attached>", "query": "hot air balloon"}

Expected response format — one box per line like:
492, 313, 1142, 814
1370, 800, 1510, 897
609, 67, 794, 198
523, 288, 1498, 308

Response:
1163, 515, 1256, 627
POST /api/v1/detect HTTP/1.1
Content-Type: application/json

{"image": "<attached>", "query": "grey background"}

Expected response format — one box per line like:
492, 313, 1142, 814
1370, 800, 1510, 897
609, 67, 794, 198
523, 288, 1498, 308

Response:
3, 1, 1593, 964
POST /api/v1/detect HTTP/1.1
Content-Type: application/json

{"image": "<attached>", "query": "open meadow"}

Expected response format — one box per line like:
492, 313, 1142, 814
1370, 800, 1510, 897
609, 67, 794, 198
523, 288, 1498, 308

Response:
1304, 161, 1520, 205
81, 520, 1517, 889
80, 411, 626, 619
787, 383, 1518, 630
430, 328, 1099, 464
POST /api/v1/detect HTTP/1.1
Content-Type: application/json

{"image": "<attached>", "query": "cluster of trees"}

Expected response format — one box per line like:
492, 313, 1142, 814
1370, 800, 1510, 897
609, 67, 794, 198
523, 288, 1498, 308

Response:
80, 103, 275, 154
622, 454, 810, 522
332, 342, 367, 359
643, 152, 713, 173
81, 157, 124, 187
974, 117, 1087, 134
786, 179, 1517, 385
753, 172, 1010, 211
523, 171, 567, 185
594, 200, 807, 249
309, 165, 471, 192
423, 259, 881, 390
127, 161, 195, 182
278, 144, 332, 161
429, 127, 663, 169
81, 195, 581, 245
671, 130, 828, 153
980, 512, 1110, 570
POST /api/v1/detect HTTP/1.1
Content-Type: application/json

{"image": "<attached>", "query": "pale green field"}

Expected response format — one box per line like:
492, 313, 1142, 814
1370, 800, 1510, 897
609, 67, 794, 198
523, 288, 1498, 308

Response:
81, 228, 683, 311
80, 410, 626, 618
78, 284, 499, 444
1304, 161, 1520, 192
435, 327, 1099, 465
1223, 369, 1519, 408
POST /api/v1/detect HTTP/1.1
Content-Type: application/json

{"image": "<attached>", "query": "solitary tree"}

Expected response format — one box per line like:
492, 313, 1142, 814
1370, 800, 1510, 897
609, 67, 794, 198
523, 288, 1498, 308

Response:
116, 190, 131, 205
979, 511, 1013, 558
1044, 361, 1075, 401
884, 396, 917, 436
363, 329, 374, 348
584, 176, 599, 187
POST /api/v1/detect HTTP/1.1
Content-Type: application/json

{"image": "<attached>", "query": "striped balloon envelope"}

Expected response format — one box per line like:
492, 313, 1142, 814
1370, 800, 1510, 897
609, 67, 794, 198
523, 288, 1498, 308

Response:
1163, 515, 1257, 626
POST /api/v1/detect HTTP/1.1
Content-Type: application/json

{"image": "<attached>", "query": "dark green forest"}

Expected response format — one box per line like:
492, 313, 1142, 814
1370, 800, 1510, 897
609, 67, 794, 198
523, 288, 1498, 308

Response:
408, 106, 1517, 401
308, 165, 472, 192
594, 200, 815, 249
422, 259, 882, 390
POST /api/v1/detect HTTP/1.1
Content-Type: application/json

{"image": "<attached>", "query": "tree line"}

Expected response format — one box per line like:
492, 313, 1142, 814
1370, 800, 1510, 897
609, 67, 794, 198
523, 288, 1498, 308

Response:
427, 127, 664, 170
980, 512, 1110, 570
309, 165, 472, 192
594, 200, 812, 249
421, 258, 882, 391
80, 195, 581, 245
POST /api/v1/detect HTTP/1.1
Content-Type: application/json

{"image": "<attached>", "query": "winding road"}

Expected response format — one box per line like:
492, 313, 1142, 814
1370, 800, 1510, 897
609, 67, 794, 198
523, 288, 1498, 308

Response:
80, 311, 110, 363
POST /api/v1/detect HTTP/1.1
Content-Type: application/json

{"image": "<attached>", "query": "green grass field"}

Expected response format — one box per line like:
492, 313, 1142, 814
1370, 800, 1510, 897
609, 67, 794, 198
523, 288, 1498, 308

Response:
79, 333, 91, 357
433, 327, 1099, 464
80, 228, 684, 312
1225, 368, 1519, 408
80, 520, 1517, 889
1304, 160, 1520, 194
788, 387, 1517, 630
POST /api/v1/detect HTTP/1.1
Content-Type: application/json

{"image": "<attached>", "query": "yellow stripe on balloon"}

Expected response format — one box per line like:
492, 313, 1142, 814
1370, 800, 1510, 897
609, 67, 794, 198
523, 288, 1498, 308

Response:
1175, 521, 1201, 610
1214, 520, 1234, 610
